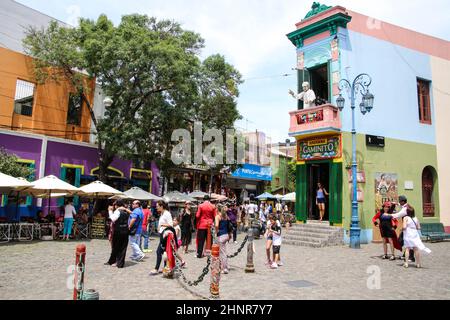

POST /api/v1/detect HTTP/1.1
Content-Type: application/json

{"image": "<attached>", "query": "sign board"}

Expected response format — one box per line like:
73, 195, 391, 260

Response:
297, 135, 342, 161
366, 135, 385, 148
231, 164, 272, 181
404, 181, 414, 190
91, 217, 106, 238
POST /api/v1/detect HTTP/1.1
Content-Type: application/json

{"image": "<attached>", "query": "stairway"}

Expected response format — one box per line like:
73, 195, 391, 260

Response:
283, 220, 345, 248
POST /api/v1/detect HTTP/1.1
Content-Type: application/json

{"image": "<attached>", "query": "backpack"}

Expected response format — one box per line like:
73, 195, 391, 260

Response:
114, 210, 129, 236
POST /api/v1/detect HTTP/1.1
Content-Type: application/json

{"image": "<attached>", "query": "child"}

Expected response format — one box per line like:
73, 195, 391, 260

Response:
173, 217, 186, 267
269, 215, 283, 269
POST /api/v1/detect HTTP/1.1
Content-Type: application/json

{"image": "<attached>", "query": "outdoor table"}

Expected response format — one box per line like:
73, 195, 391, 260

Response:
0, 223, 11, 243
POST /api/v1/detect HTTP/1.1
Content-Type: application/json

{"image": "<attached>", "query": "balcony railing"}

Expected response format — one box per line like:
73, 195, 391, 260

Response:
289, 103, 341, 137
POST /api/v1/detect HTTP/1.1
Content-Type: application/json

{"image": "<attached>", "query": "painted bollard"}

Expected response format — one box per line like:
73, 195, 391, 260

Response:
73, 244, 86, 300
245, 227, 255, 273
210, 244, 221, 299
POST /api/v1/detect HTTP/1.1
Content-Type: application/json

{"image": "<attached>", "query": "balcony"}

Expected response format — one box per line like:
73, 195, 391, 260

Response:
289, 104, 341, 138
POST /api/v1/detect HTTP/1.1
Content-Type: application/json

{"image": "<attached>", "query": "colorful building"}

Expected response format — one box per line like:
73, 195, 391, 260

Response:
287, 3, 449, 242
0, 1, 159, 219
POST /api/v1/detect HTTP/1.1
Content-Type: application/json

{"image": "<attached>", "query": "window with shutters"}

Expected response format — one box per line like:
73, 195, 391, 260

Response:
67, 93, 83, 125
417, 79, 431, 124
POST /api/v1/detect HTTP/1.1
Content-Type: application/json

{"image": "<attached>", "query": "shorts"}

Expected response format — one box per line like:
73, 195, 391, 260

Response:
267, 235, 273, 241
317, 198, 326, 204
272, 245, 281, 254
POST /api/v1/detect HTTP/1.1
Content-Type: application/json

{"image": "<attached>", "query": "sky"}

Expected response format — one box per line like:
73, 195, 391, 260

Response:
15, 0, 450, 143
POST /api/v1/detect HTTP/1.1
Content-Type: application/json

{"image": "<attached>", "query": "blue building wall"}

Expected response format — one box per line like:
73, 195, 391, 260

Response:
338, 29, 435, 145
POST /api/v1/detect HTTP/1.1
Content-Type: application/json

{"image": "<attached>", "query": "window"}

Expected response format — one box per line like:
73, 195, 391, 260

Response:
67, 93, 83, 125
417, 79, 431, 124
275, 177, 280, 186
14, 79, 35, 116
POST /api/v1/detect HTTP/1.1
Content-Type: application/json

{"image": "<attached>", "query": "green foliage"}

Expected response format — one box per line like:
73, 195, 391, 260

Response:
0, 148, 34, 178
287, 160, 297, 193
23, 14, 242, 181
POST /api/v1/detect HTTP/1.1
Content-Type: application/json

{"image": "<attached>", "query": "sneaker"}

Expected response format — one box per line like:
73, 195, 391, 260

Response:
136, 255, 145, 262
149, 270, 159, 276
143, 249, 152, 253
270, 262, 278, 269
403, 263, 409, 268
382, 255, 389, 260
223, 269, 229, 274
389, 256, 395, 261
234, 241, 238, 244
277, 261, 284, 267
416, 264, 422, 269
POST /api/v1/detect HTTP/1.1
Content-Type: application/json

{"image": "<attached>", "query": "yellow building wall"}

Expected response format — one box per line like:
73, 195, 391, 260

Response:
0, 47, 94, 143
431, 56, 450, 228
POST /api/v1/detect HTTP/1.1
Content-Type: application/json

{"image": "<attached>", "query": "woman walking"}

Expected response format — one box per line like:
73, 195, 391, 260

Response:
316, 183, 329, 221
150, 200, 174, 276
402, 206, 431, 268
180, 201, 193, 254
215, 207, 232, 274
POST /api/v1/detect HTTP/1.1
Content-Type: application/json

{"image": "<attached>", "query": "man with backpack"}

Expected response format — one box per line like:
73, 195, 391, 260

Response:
129, 200, 145, 262
106, 200, 131, 268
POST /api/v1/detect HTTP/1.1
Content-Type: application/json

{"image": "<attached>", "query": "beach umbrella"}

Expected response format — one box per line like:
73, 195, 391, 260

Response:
123, 187, 162, 201
0, 172, 34, 194
79, 181, 123, 198
163, 191, 195, 203
188, 190, 209, 199
274, 194, 284, 200
282, 192, 296, 202
211, 193, 228, 202
24, 175, 81, 215
256, 192, 276, 200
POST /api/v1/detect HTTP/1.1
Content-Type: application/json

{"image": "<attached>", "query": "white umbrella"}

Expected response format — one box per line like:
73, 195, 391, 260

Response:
211, 193, 228, 202
282, 192, 296, 202
0, 172, 34, 194
274, 194, 284, 200
163, 191, 195, 203
24, 175, 81, 215
79, 181, 123, 198
123, 187, 162, 201
188, 190, 209, 199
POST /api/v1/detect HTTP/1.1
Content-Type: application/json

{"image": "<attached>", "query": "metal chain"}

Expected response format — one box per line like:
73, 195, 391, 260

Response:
227, 235, 248, 259
171, 242, 211, 287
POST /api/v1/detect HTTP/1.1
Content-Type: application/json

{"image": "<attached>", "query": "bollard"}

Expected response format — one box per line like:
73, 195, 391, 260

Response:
210, 244, 221, 299
205, 222, 212, 256
245, 227, 255, 273
73, 244, 86, 300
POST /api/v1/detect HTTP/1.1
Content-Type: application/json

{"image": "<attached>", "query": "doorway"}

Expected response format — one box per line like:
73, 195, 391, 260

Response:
309, 63, 330, 105
307, 162, 330, 221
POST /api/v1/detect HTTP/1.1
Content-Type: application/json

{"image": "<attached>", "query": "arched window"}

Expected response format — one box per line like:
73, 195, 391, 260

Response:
422, 166, 435, 217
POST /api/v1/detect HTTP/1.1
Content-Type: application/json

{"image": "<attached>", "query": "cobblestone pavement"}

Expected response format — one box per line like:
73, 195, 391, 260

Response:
1, 232, 450, 300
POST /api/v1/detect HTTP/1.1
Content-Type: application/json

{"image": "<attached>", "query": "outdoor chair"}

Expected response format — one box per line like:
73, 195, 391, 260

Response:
0, 223, 11, 243
74, 222, 90, 239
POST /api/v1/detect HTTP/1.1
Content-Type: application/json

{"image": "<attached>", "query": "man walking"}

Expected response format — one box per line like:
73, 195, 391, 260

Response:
129, 200, 145, 262
195, 195, 217, 258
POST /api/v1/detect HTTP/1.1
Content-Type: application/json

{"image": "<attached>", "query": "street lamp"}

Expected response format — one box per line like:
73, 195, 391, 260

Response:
284, 139, 291, 195
103, 97, 113, 108
337, 73, 375, 249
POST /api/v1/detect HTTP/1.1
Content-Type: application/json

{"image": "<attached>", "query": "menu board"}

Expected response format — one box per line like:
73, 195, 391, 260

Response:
91, 217, 106, 238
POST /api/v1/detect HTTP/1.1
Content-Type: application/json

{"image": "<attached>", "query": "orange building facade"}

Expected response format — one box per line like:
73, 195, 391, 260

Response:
0, 47, 95, 143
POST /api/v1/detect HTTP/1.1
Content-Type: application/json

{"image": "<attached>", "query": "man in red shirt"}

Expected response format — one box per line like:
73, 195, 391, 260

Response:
196, 195, 217, 258
140, 203, 152, 253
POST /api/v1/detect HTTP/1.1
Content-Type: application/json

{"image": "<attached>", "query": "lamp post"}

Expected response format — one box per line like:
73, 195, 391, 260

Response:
336, 74, 375, 249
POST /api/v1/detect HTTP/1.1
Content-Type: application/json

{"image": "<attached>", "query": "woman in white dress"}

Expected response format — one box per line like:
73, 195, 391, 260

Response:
402, 206, 431, 268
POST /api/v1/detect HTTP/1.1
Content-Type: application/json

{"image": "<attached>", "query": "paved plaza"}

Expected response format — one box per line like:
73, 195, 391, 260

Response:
1, 232, 450, 300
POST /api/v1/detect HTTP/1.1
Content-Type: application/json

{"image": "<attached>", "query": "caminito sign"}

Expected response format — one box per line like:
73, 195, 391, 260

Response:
297, 135, 341, 161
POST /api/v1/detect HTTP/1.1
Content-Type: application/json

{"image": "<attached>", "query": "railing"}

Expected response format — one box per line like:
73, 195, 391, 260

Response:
289, 103, 341, 136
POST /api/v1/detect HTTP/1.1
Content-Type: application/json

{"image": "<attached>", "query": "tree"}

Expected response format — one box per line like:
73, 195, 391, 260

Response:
24, 15, 242, 187
0, 148, 34, 178
287, 160, 297, 193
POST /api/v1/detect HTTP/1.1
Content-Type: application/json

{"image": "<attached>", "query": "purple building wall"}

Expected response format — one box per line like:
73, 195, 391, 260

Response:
0, 132, 160, 219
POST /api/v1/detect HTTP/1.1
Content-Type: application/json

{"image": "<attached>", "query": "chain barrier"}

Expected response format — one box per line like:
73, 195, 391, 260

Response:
227, 235, 248, 259
171, 242, 211, 287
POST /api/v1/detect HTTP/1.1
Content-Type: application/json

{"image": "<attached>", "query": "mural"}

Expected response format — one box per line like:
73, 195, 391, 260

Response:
375, 173, 398, 210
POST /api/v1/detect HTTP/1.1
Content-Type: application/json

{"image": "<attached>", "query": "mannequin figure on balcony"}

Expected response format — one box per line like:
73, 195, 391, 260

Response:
289, 82, 316, 109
